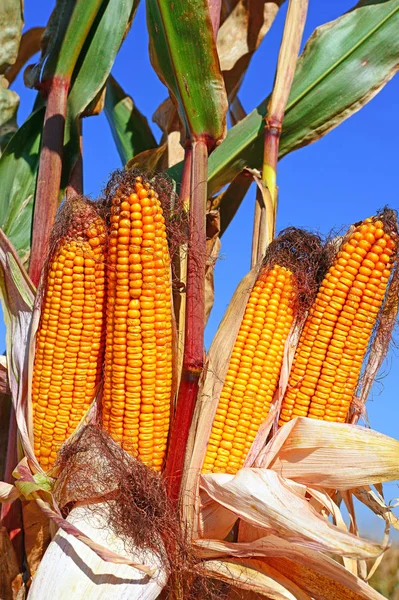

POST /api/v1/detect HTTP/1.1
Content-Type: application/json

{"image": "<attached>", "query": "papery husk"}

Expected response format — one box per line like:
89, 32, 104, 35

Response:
205, 210, 221, 324
217, 0, 285, 100
254, 417, 399, 489
354, 485, 399, 531
0, 229, 36, 467
21, 499, 51, 577
199, 558, 312, 600
195, 534, 388, 600
28, 505, 166, 600
200, 469, 385, 559
0, 525, 24, 600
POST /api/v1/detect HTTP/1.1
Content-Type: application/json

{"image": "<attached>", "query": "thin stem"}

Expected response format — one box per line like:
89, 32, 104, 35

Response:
173, 146, 192, 383
165, 140, 208, 503
29, 78, 69, 286
66, 119, 83, 199
261, 0, 308, 243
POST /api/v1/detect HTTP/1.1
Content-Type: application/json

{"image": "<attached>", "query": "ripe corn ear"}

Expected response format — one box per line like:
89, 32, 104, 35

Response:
102, 175, 173, 471
279, 217, 397, 425
32, 201, 107, 470
202, 264, 294, 475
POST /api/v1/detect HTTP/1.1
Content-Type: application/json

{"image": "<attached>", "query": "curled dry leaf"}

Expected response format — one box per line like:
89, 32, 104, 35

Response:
0, 525, 24, 600
354, 486, 399, 532
152, 96, 184, 168
200, 557, 312, 600
195, 534, 388, 600
200, 469, 385, 559
217, 0, 285, 99
205, 210, 221, 323
0, 0, 23, 151
127, 143, 168, 173
257, 417, 399, 489
0, 481, 20, 503
5, 27, 44, 85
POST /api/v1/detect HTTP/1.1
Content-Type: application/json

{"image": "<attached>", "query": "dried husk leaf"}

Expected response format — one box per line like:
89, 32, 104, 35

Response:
0, 229, 37, 467
217, 0, 285, 100
200, 558, 311, 600
22, 498, 51, 577
5, 27, 44, 85
354, 486, 399, 531
195, 534, 388, 600
257, 417, 399, 489
200, 469, 385, 559
0, 525, 24, 600
0, 481, 20, 503
152, 97, 184, 168
199, 481, 238, 540
205, 210, 221, 323
0, 391, 11, 480
0, 0, 23, 151
127, 143, 168, 172
28, 505, 166, 600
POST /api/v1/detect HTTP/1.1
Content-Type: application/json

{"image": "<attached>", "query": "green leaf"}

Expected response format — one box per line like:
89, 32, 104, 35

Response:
146, 0, 227, 145
0, 108, 44, 261
104, 75, 157, 165
169, 0, 399, 196
0, 0, 138, 258
67, 1, 139, 118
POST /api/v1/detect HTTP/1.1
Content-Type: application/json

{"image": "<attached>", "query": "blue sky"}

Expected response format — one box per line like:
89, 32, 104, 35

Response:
7, 1, 399, 539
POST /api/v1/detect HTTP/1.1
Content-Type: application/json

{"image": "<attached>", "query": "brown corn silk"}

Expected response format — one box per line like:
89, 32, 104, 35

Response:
202, 228, 327, 475
102, 172, 173, 471
32, 198, 107, 470
279, 212, 398, 425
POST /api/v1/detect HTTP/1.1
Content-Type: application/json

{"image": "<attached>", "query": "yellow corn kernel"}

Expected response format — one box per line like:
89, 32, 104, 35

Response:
202, 264, 295, 475
279, 217, 397, 425
102, 175, 173, 471
32, 200, 107, 470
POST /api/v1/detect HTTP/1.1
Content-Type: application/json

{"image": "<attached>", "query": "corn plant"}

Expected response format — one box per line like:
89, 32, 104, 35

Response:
0, 0, 399, 598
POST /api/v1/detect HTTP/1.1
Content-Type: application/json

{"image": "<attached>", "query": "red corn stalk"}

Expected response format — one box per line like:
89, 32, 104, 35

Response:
164, 141, 208, 502
29, 78, 69, 287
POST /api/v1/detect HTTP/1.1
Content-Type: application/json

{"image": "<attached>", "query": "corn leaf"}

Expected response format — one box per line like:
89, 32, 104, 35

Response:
104, 75, 157, 165
29, 505, 166, 599
0, 0, 23, 152
0, 0, 138, 259
168, 0, 399, 198
257, 417, 399, 489
146, 0, 227, 144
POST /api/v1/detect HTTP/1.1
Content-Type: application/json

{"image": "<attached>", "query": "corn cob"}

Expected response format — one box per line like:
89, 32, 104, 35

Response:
203, 264, 295, 474
32, 200, 107, 470
279, 217, 397, 425
102, 175, 173, 471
